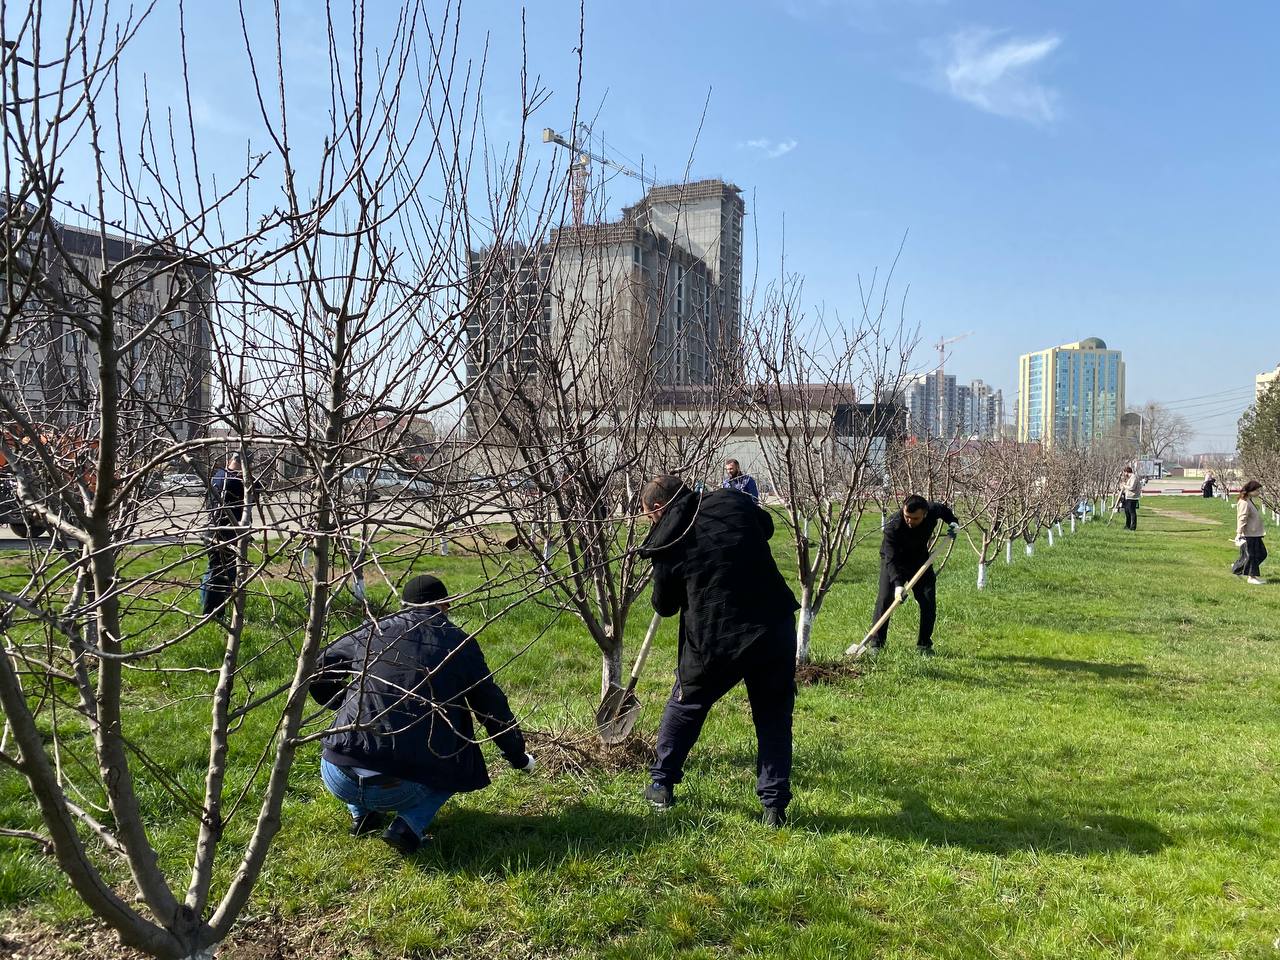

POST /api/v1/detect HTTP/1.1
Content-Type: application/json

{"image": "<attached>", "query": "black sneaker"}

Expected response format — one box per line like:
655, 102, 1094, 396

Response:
762, 807, 787, 828
917, 646, 935, 658
381, 816, 422, 855
643, 782, 675, 811
349, 811, 386, 837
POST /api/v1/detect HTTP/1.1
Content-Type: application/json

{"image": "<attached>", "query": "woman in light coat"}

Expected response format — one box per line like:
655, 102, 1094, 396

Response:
1232, 480, 1267, 585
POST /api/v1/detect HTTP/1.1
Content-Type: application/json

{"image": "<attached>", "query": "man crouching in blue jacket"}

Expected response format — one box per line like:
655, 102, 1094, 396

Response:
311, 574, 535, 854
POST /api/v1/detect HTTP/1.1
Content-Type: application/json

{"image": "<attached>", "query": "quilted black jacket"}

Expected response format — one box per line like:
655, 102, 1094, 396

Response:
311, 607, 526, 791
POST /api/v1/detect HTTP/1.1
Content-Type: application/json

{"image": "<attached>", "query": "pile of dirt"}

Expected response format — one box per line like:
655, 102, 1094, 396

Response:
523, 726, 655, 778
0, 911, 359, 960
795, 658, 863, 686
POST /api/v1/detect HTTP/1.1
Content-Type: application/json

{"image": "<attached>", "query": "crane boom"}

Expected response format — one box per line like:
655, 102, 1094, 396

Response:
542, 126, 656, 227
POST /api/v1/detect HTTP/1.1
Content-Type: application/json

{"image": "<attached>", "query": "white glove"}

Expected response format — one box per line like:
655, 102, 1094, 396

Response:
520, 753, 536, 773
894, 585, 908, 604
947, 522, 959, 539
1234, 537, 1245, 547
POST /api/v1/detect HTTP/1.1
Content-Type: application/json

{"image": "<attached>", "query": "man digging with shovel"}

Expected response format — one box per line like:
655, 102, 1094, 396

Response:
635, 475, 800, 828
862, 494, 959, 660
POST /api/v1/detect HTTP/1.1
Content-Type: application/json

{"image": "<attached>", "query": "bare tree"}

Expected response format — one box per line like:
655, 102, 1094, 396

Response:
742, 268, 914, 663
1134, 401, 1192, 461
0, 3, 571, 957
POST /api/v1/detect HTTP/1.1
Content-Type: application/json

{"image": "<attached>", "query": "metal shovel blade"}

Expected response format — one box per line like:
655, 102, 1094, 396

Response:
595, 684, 641, 745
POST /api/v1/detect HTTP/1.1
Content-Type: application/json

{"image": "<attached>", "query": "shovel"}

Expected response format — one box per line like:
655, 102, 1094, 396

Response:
596, 612, 662, 745
846, 542, 949, 659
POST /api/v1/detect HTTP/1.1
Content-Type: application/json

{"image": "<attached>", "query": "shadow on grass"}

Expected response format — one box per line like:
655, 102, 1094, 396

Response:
984, 655, 1149, 679
803, 792, 1171, 855
419, 803, 680, 874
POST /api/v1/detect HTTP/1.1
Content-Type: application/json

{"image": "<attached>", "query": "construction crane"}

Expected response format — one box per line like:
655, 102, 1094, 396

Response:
932, 332, 973, 438
542, 124, 655, 228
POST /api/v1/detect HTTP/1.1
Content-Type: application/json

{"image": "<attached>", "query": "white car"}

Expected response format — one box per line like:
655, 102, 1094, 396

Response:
158, 473, 205, 496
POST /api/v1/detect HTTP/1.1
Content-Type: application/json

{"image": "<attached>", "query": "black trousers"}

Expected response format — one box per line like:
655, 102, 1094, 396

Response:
1122, 498, 1139, 530
869, 561, 936, 649
1232, 537, 1268, 578
651, 622, 796, 811
201, 534, 239, 616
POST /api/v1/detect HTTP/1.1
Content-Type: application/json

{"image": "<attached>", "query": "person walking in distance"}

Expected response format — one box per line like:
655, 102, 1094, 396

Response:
1119, 466, 1145, 531
1201, 471, 1218, 499
637, 475, 799, 827
864, 494, 959, 659
721, 458, 760, 502
1232, 480, 1268, 585
311, 574, 536, 854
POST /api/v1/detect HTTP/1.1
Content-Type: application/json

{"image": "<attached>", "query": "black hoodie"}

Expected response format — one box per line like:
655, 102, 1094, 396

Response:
639, 488, 799, 695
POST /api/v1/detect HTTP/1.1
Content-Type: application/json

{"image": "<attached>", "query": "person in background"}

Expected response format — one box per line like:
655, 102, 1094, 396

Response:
638, 475, 799, 828
311, 574, 535, 854
1232, 480, 1267, 585
1119, 466, 1145, 531
721, 458, 759, 502
201, 454, 249, 616
1201, 472, 1218, 499
863, 494, 959, 659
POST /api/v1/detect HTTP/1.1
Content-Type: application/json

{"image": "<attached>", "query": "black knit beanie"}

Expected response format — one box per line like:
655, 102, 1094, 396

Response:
402, 574, 448, 606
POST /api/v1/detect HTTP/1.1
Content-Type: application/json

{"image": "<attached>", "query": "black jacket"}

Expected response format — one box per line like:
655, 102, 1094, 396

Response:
880, 501, 959, 586
639, 488, 799, 695
209, 468, 245, 527
311, 607, 526, 792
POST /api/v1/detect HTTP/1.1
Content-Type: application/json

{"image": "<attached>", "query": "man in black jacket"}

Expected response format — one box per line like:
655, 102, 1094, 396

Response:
637, 475, 800, 827
865, 494, 959, 658
311, 574, 534, 854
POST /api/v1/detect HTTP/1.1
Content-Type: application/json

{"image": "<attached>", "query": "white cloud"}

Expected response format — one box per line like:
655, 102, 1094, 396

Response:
936, 28, 1062, 125
741, 137, 799, 159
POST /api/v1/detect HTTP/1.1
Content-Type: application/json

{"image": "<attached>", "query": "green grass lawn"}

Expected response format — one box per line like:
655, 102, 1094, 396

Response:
3, 495, 1279, 958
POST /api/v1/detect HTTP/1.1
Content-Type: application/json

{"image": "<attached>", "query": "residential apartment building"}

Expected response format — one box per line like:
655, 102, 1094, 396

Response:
1257, 362, 1280, 399
1, 201, 213, 440
904, 373, 1004, 440
464, 179, 744, 410
1016, 337, 1124, 446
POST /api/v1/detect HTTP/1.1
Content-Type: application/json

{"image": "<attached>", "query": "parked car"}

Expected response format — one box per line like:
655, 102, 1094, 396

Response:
158, 473, 205, 496
342, 467, 433, 499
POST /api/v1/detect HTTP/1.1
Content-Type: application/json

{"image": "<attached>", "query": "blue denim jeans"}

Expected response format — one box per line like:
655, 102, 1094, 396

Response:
320, 758, 454, 838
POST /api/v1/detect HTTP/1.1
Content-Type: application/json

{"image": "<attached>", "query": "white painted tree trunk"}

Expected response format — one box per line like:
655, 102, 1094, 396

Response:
1070, 515, 1076, 533
976, 561, 987, 589
1005, 540, 1013, 564
600, 644, 623, 699
1056, 521, 1064, 537
881, 512, 886, 530
796, 589, 815, 663
1047, 528, 1054, 547
439, 535, 449, 556
1025, 542, 1034, 557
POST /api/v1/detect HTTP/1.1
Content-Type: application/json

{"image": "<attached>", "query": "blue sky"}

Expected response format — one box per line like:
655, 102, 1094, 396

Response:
36, 0, 1280, 449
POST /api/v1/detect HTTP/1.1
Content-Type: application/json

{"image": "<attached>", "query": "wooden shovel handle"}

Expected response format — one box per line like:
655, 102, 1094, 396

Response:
845, 550, 939, 657
625, 613, 663, 695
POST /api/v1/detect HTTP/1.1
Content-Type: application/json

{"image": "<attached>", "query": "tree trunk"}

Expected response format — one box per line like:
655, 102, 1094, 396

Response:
1005, 540, 1013, 564
795, 587, 815, 664
1070, 515, 1076, 533
600, 643, 623, 700
977, 561, 987, 589
1047, 528, 1055, 547
1025, 542, 1034, 557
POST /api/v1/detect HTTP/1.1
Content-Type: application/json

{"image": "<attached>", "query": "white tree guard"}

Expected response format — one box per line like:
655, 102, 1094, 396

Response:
977, 562, 987, 589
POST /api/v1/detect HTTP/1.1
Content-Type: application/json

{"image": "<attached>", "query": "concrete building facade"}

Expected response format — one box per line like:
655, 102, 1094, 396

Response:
1257, 362, 1280, 399
0, 203, 213, 440
1017, 337, 1124, 446
464, 179, 744, 410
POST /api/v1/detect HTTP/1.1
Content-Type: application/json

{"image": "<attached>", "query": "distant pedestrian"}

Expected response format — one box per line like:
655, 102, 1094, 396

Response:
1201, 472, 1218, 499
1231, 480, 1267, 585
638, 476, 799, 827
1118, 466, 1145, 531
201, 454, 249, 616
721, 458, 760, 502
311, 574, 535, 854
864, 494, 959, 658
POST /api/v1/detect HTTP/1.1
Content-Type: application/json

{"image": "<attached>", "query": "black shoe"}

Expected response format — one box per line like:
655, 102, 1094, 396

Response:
762, 807, 787, 828
381, 816, 422, 855
349, 811, 386, 837
643, 782, 675, 811
917, 646, 935, 658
